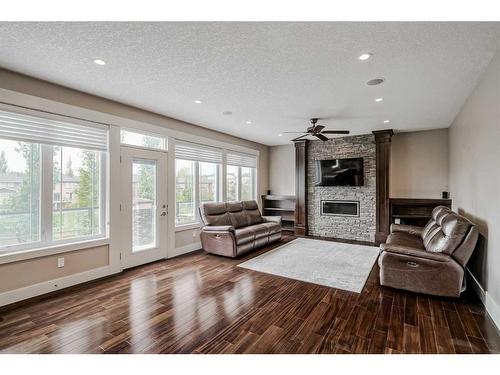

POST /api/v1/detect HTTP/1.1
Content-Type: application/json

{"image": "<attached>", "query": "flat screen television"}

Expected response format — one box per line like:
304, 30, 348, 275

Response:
315, 158, 364, 186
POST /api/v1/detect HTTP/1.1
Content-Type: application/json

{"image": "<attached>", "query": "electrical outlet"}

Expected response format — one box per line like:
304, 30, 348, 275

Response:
57, 257, 65, 268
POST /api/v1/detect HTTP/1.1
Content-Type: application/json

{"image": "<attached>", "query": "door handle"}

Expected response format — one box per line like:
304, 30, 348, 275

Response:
160, 211, 167, 217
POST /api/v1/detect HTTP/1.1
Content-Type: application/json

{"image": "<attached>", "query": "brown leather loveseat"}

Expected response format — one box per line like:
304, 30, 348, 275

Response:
199, 200, 282, 258
379, 206, 478, 297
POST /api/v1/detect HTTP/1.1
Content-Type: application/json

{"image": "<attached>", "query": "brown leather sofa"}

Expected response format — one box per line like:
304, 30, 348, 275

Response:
378, 206, 478, 297
199, 200, 282, 258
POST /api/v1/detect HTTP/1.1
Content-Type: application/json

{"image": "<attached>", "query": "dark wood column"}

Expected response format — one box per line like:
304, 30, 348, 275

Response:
294, 140, 309, 236
372, 129, 394, 245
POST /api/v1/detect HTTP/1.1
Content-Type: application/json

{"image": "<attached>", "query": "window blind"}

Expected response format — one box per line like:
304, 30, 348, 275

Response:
226, 152, 257, 168
175, 141, 223, 164
0, 109, 108, 151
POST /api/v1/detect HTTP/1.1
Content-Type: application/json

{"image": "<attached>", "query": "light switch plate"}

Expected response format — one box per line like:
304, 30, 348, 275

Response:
57, 257, 65, 268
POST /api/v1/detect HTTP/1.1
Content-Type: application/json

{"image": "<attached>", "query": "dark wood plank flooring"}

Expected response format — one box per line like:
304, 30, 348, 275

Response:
1, 236, 499, 354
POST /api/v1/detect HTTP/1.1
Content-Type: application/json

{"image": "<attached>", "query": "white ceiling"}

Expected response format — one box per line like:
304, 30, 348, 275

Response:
0, 22, 499, 146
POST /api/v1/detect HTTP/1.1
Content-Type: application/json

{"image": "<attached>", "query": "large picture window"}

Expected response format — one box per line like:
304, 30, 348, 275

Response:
226, 152, 257, 202
174, 142, 257, 227
0, 139, 41, 248
175, 159, 196, 225
174, 141, 223, 226
0, 108, 108, 254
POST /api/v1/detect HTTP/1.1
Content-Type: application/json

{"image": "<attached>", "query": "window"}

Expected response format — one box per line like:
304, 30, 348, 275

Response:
0, 108, 108, 254
241, 167, 256, 201
175, 159, 195, 225
226, 152, 257, 202
199, 162, 218, 203
52, 146, 103, 241
132, 160, 157, 251
174, 142, 257, 226
175, 141, 222, 226
226, 165, 238, 201
120, 129, 166, 151
0, 139, 41, 248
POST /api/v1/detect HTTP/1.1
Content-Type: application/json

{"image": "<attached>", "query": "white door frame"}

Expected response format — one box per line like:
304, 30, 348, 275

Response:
120, 146, 168, 269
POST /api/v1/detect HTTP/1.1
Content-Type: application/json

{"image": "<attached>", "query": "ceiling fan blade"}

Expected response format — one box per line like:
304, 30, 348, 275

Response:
314, 133, 329, 142
322, 130, 350, 134
281, 131, 308, 134
291, 134, 309, 142
312, 125, 325, 133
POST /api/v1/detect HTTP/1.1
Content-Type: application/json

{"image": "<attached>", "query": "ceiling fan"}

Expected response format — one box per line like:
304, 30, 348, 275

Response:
282, 118, 350, 142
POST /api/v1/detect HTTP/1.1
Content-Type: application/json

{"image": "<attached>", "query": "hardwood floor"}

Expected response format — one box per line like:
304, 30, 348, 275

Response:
1, 236, 499, 354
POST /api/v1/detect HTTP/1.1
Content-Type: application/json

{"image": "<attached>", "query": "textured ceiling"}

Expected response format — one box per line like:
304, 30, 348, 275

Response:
0, 22, 499, 145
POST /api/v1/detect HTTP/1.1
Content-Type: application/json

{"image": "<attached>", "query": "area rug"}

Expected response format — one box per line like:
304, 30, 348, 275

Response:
237, 237, 380, 293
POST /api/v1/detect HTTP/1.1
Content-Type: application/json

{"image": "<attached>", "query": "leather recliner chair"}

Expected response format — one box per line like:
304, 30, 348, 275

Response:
379, 206, 479, 297
199, 200, 282, 258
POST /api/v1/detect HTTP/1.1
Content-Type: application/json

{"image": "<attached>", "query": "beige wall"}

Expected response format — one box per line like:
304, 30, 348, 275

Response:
269, 144, 295, 196
390, 129, 449, 199
0, 246, 109, 293
449, 48, 500, 313
175, 228, 202, 249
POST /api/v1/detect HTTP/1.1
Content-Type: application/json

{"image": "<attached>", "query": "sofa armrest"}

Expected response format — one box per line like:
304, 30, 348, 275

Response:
262, 216, 282, 225
202, 225, 234, 232
390, 223, 424, 236
380, 243, 450, 262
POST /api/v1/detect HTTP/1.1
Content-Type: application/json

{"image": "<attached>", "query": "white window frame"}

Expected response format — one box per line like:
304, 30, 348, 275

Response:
174, 159, 223, 229
226, 164, 257, 202
0, 143, 108, 255
174, 147, 258, 230
120, 128, 167, 152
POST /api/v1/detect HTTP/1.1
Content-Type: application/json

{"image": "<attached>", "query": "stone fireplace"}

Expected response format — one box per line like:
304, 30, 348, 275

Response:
307, 134, 376, 242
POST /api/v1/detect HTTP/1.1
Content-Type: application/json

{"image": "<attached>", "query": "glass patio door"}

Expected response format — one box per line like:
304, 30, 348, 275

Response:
120, 146, 168, 269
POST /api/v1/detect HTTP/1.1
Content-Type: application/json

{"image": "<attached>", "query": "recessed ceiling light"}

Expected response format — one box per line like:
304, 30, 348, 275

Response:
359, 53, 372, 61
194, 100, 202, 104
222, 111, 232, 116
384, 120, 391, 123
246, 121, 252, 125
375, 98, 384, 102
93, 59, 106, 66
278, 133, 283, 137
366, 78, 385, 86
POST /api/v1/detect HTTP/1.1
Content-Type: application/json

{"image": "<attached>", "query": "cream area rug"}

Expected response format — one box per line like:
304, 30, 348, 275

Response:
238, 237, 380, 293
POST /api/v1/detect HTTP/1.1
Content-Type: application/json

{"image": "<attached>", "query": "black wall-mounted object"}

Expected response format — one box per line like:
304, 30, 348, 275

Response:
315, 158, 364, 186
442, 191, 449, 199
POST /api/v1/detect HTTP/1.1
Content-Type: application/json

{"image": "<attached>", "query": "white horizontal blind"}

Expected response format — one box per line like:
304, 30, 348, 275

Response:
175, 141, 223, 164
0, 109, 108, 151
226, 152, 257, 168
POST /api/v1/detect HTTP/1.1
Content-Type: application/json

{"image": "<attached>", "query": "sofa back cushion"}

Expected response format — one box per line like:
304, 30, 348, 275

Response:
424, 210, 474, 255
243, 200, 263, 225
200, 200, 263, 229
226, 201, 249, 228
421, 206, 450, 247
199, 202, 232, 226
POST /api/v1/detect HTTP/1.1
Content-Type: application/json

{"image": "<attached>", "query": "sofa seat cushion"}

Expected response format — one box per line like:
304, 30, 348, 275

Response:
386, 232, 425, 250
250, 223, 270, 239
261, 222, 281, 235
234, 227, 255, 245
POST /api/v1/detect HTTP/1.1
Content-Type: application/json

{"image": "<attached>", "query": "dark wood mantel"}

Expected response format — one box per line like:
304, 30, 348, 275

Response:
372, 129, 394, 245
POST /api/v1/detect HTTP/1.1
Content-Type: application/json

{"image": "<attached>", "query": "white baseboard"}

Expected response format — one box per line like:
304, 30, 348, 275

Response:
0, 265, 120, 308
169, 242, 202, 258
467, 268, 500, 332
